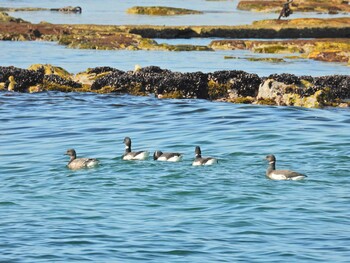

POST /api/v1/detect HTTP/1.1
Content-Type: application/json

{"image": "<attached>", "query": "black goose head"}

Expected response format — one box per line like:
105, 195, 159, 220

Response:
153, 150, 163, 160
265, 154, 276, 163
195, 146, 202, 157
123, 137, 131, 146
65, 149, 77, 160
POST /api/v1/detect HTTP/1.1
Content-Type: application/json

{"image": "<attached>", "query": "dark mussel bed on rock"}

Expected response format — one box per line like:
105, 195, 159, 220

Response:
0, 65, 349, 108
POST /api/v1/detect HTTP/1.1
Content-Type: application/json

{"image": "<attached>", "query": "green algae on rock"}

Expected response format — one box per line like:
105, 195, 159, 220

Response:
210, 39, 350, 64
127, 6, 203, 16
0, 7, 47, 12
246, 57, 286, 62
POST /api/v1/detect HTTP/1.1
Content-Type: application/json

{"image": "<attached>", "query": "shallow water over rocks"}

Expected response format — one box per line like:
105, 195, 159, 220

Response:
3, 0, 346, 26
1, 41, 349, 77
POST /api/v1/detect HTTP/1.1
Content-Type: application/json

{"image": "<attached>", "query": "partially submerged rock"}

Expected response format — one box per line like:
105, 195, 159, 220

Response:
210, 39, 350, 64
127, 6, 203, 16
0, 65, 80, 92
0, 12, 28, 23
237, 0, 350, 14
50, 6, 82, 13
257, 74, 350, 107
1, 65, 349, 108
0, 6, 82, 13
0, 66, 44, 92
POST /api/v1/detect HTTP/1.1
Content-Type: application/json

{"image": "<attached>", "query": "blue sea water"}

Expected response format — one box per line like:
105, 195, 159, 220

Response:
1, 92, 350, 262
1, 0, 350, 262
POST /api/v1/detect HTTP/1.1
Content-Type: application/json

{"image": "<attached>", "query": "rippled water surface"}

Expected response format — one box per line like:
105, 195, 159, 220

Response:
1, 92, 350, 262
1, 0, 350, 261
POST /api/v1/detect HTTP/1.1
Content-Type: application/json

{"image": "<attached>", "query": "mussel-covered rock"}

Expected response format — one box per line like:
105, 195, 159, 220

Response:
90, 70, 127, 91
314, 75, 350, 100
1, 64, 349, 108
87, 67, 122, 75
208, 70, 261, 100
44, 74, 82, 89
266, 73, 301, 85
0, 66, 44, 92
90, 66, 210, 98
155, 71, 209, 99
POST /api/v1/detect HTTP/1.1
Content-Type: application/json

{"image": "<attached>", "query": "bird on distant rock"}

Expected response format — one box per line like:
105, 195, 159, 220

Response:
133, 64, 142, 74
8, 76, 16, 91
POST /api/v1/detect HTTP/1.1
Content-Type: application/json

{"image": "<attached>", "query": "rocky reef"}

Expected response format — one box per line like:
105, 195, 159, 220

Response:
127, 6, 203, 16
0, 13, 350, 62
237, 0, 350, 14
0, 6, 82, 13
1, 64, 349, 108
0, 11, 28, 23
210, 38, 350, 64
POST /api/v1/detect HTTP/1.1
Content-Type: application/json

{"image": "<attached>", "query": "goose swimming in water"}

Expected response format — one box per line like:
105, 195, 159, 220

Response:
65, 149, 99, 170
123, 137, 149, 160
153, 150, 182, 162
265, 154, 307, 180
192, 146, 218, 166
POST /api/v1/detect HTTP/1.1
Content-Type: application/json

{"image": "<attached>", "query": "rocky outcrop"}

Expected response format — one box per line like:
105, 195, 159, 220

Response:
0, 66, 44, 92
257, 74, 350, 107
0, 12, 28, 23
0, 6, 82, 13
0, 65, 349, 108
237, 0, 350, 14
126, 6, 203, 16
210, 38, 350, 64
1, 15, 349, 44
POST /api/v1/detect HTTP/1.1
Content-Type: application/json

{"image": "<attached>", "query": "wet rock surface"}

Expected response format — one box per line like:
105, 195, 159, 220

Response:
237, 0, 350, 14
1, 14, 349, 46
126, 6, 203, 16
258, 74, 350, 107
210, 39, 350, 64
0, 65, 349, 108
0, 66, 44, 91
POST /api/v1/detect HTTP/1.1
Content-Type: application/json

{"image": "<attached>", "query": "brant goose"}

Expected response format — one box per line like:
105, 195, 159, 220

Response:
65, 149, 99, 170
192, 146, 218, 166
265, 154, 307, 180
123, 137, 149, 160
153, 150, 182, 162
